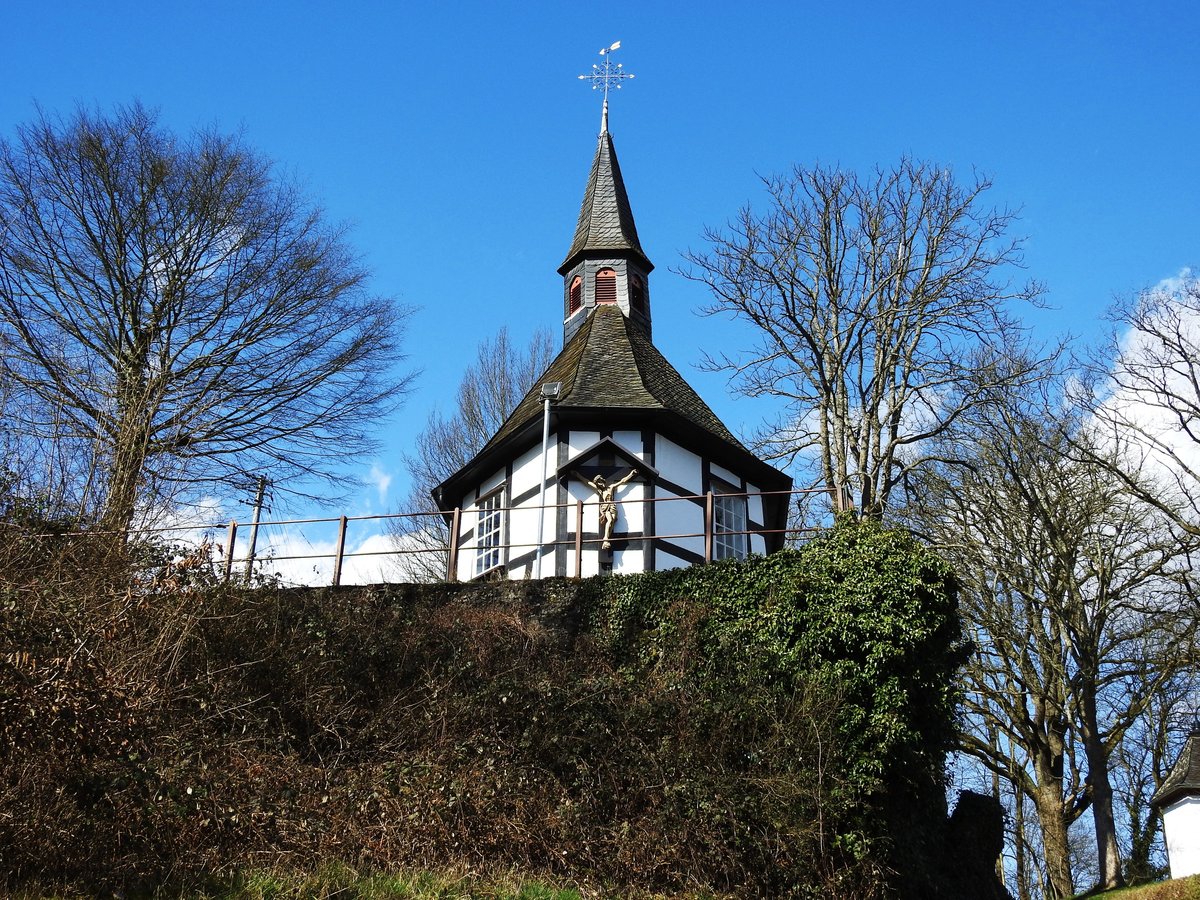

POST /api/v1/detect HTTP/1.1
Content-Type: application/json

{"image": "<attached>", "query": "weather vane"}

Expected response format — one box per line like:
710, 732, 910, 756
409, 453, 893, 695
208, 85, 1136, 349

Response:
578, 41, 634, 133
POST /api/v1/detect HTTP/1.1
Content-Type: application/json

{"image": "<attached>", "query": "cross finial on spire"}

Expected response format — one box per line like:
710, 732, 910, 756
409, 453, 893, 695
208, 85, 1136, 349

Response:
578, 41, 634, 134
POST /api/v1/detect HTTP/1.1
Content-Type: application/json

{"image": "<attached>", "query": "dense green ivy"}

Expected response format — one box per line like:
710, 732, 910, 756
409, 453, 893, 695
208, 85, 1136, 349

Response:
590, 516, 968, 892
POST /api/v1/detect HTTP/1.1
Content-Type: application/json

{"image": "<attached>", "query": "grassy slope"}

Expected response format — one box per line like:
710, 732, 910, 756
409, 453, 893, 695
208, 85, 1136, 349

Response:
1091, 875, 1200, 900
9, 862, 706, 899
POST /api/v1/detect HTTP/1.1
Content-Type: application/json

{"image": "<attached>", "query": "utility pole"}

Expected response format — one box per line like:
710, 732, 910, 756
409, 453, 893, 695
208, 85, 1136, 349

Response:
244, 475, 267, 585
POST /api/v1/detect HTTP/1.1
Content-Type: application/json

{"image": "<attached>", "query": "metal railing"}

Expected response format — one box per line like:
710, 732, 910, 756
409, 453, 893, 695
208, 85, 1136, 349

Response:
3, 487, 825, 587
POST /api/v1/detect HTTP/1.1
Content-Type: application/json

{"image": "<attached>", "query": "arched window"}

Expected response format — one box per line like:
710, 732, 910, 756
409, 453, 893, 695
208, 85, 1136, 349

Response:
568, 275, 582, 315
595, 268, 617, 305
630, 274, 646, 313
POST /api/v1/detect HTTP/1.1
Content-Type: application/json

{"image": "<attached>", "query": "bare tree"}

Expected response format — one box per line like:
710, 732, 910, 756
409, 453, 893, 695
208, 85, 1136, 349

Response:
1083, 274, 1200, 536
682, 158, 1047, 518
906, 383, 1196, 897
0, 104, 412, 534
391, 326, 554, 581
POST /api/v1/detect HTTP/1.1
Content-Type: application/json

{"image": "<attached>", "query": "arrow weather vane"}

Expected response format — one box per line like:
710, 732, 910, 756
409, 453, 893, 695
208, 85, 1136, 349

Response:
578, 41, 634, 133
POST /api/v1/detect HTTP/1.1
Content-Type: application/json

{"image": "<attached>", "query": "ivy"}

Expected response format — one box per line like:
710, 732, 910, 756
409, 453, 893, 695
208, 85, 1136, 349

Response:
588, 516, 968, 893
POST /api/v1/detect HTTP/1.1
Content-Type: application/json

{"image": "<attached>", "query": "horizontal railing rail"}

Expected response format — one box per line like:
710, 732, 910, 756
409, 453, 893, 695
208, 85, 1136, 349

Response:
3, 487, 827, 587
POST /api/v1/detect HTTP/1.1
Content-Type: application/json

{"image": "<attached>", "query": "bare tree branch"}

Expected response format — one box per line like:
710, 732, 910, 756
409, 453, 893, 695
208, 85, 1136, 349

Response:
680, 158, 1048, 518
390, 326, 554, 581
0, 103, 414, 532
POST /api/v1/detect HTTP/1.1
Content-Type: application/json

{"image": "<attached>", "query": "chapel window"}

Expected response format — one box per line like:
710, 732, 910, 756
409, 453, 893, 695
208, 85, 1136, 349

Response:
476, 488, 505, 576
713, 486, 748, 561
568, 275, 582, 315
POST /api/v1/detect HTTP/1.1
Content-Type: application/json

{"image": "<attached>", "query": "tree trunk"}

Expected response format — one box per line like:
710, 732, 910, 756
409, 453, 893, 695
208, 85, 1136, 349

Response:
1081, 688, 1125, 890
99, 366, 152, 536
1031, 780, 1074, 899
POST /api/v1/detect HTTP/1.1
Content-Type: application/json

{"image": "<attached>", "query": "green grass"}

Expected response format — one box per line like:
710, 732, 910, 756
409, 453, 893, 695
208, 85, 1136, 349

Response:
1088, 874, 1200, 900
7, 862, 722, 900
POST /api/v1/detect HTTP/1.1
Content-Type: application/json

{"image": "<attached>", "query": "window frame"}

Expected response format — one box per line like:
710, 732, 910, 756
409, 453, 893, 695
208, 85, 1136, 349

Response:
630, 273, 646, 313
712, 485, 748, 561
475, 487, 505, 576
568, 275, 582, 315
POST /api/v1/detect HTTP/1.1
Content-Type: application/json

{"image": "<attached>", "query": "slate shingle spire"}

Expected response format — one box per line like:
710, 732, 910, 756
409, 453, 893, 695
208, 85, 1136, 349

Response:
559, 124, 654, 343
561, 129, 651, 273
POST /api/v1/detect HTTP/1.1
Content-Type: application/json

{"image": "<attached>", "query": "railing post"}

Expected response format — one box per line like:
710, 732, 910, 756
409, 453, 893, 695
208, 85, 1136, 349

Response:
704, 491, 714, 564
331, 515, 348, 587
223, 520, 238, 582
447, 507, 461, 582
574, 499, 584, 578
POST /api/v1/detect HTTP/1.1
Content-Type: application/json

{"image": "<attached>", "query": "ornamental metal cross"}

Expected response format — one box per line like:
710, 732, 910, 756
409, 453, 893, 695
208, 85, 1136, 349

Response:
578, 41, 634, 132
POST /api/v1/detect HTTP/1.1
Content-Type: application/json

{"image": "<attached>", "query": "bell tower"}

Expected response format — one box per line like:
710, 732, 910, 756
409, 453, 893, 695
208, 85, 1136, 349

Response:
560, 44, 654, 343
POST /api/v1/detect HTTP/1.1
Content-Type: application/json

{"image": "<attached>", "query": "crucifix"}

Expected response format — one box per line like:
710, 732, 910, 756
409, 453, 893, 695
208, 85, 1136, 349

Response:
585, 469, 638, 550
578, 40, 635, 133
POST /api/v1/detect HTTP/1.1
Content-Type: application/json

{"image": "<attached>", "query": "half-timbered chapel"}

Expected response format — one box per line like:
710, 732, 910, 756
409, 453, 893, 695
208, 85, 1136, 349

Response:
433, 92, 792, 581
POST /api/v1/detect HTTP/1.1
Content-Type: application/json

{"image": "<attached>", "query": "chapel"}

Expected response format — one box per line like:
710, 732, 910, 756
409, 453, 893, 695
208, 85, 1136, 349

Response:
433, 77, 792, 581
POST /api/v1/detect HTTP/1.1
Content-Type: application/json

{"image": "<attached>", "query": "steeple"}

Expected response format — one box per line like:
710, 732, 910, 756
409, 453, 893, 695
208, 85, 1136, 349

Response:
432, 42, 795, 581
560, 129, 652, 274
562, 42, 653, 343
559, 127, 654, 342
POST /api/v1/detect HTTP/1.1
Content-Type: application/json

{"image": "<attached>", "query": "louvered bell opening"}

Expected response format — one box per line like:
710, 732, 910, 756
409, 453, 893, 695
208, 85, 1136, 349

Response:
568, 276, 582, 315
596, 268, 617, 304
630, 274, 646, 313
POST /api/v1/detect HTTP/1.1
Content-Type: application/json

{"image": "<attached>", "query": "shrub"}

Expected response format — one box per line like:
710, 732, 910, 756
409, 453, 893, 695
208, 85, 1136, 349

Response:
0, 518, 963, 898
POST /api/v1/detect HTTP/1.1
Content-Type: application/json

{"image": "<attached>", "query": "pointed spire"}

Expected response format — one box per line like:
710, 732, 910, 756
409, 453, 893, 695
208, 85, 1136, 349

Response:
558, 129, 652, 274
601, 97, 608, 135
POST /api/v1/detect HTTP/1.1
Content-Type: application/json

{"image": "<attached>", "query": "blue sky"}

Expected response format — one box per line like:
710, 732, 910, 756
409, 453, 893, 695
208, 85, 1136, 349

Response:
3, 0, 1199, 524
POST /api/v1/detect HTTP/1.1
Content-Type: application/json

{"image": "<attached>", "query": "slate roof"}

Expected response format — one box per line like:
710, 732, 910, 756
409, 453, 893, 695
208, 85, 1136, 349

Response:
1152, 726, 1200, 809
559, 131, 652, 274
490, 304, 739, 450
434, 305, 790, 509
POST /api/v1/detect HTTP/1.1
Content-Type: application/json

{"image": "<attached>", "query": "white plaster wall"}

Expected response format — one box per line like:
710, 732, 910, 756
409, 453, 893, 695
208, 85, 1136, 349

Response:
511, 441, 559, 577
654, 549, 690, 571
747, 486, 764, 527
613, 430, 645, 458
507, 501, 539, 563
569, 431, 601, 456
565, 478, 601, 577
709, 461, 740, 488
612, 546, 644, 574
1165, 796, 1200, 878
747, 480, 766, 556
510, 443, 544, 498
617, 481, 645, 531
654, 490, 705, 559
656, 436, 702, 494
478, 467, 505, 495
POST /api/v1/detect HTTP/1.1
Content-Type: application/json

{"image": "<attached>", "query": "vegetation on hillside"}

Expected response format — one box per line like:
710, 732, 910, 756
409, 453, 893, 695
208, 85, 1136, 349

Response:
1, 517, 968, 898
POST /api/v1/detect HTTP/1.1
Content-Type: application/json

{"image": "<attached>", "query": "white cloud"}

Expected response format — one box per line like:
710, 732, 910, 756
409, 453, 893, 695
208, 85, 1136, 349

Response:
236, 522, 445, 586
368, 463, 393, 505
245, 527, 391, 586
1089, 271, 1200, 526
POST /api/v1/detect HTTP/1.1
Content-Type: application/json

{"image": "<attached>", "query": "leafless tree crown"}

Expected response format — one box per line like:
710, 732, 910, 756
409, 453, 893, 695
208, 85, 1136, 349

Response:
0, 104, 413, 531
391, 326, 554, 581
1082, 274, 1200, 536
682, 158, 1046, 518
904, 378, 1197, 897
